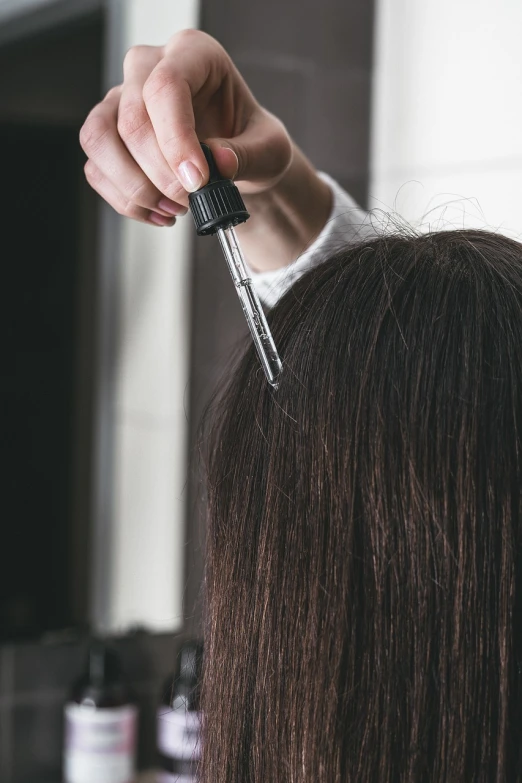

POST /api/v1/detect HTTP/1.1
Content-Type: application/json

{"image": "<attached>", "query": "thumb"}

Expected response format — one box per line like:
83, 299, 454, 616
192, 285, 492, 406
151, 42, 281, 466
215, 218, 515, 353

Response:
204, 142, 240, 181
203, 112, 292, 189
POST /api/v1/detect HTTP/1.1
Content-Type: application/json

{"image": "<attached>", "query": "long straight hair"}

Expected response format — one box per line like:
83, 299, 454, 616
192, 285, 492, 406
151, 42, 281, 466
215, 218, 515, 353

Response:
199, 230, 522, 782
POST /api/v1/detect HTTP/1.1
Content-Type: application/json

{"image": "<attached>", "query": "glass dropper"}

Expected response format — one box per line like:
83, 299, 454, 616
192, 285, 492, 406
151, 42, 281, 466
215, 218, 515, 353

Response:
188, 143, 283, 389
216, 225, 282, 387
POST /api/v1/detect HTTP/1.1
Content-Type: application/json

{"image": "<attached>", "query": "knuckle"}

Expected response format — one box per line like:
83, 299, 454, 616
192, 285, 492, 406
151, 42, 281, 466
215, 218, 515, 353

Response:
159, 178, 185, 201
117, 102, 149, 143
111, 192, 136, 218
105, 85, 122, 101
121, 199, 145, 220
79, 112, 111, 154
159, 138, 185, 170
143, 67, 175, 103
83, 160, 100, 185
168, 28, 202, 48
123, 45, 145, 73
159, 123, 194, 167
124, 177, 152, 206
113, 201, 128, 218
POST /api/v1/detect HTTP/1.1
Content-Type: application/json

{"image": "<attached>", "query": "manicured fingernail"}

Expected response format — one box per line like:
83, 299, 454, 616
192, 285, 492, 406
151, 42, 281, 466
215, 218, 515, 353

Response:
149, 212, 176, 227
158, 198, 188, 216
178, 160, 203, 192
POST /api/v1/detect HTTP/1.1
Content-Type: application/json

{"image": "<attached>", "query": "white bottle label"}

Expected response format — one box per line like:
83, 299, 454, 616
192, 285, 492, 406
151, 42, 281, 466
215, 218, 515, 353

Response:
63, 702, 138, 783
157, 706, 202, 761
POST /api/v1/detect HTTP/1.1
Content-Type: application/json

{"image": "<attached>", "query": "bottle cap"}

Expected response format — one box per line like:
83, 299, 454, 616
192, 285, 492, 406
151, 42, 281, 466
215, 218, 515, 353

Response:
87, 640, 122, 687
188, 143, 250, 236
177, 639, 204, 685
165, 639, 204, 711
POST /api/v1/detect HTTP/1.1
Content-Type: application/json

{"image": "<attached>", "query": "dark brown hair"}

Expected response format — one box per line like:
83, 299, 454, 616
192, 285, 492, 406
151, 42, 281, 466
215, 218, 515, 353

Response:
200, 229, 522, 782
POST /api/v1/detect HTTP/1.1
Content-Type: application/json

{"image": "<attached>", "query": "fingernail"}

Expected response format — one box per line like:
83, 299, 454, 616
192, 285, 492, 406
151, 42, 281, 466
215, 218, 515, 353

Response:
149, 212, 176, 227
158, 198, 188, 216
178, 160, 203, 192
221, 146, 239, 178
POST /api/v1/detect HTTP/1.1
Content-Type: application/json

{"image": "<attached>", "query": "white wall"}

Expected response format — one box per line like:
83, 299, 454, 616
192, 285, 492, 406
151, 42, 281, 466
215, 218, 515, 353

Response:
96, 0, 199, 634
370, 0, 522, 239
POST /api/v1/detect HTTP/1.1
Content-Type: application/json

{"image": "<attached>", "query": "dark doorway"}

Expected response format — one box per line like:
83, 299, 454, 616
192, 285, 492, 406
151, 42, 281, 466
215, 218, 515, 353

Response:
0, 13, 104, 640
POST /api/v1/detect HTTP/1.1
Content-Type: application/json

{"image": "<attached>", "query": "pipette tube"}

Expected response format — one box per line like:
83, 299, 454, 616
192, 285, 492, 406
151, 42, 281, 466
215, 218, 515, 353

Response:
217, 226, 282, 388
189, 142, 283, 388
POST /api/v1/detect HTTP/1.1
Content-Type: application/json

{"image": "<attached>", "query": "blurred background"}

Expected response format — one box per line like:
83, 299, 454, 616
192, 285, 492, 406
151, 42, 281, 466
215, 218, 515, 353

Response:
0, 0, 520, 780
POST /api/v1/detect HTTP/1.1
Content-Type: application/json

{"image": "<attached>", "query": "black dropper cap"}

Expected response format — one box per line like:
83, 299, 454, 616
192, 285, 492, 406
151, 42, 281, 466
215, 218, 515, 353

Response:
157, 640, 203, 776
188, 143, 249, 236
163, 639, 204, 712
87, 640, 121, 686
71, 639, 131, 708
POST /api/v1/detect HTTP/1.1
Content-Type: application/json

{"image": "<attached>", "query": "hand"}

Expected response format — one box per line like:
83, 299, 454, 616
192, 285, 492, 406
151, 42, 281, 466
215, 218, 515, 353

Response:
79, 29, 293, 227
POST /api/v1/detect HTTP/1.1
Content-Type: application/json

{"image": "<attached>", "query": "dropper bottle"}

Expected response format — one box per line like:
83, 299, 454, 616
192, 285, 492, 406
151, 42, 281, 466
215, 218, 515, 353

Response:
189, 143, 283, 388
157, 639, 203, 782
63, 639, 138, 783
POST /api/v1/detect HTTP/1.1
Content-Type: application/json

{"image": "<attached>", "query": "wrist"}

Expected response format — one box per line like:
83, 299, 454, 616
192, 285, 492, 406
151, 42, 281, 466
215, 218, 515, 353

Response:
236, 142, 333, 273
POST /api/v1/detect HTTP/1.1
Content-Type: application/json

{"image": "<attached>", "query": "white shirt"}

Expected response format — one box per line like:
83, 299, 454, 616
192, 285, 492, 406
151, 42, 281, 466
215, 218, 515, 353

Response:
247, 172, 376, 308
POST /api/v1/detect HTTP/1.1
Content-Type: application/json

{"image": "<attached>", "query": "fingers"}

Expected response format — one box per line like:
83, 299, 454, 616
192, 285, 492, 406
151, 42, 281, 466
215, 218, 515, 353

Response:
141, 31, 290, 192
118, 46, 191, 206
80, 29, 293, 224
205, 109, 293, 192
204, 145, 240, 181
84, 159, 176, 227
143, 30, 228, 190
80, 85, 188, 217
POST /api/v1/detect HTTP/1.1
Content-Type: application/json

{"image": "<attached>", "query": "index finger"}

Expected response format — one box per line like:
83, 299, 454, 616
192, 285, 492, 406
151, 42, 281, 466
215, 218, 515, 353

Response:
142, 30, 220, 192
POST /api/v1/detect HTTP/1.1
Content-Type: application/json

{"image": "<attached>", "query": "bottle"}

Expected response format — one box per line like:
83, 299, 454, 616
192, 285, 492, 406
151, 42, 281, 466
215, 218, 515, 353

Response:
157, 639, 203, 783
63, 639, 138, 783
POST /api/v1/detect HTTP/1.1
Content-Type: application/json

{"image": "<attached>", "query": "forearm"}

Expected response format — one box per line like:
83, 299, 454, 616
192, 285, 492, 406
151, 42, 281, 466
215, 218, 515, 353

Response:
235, 142, 333, 274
